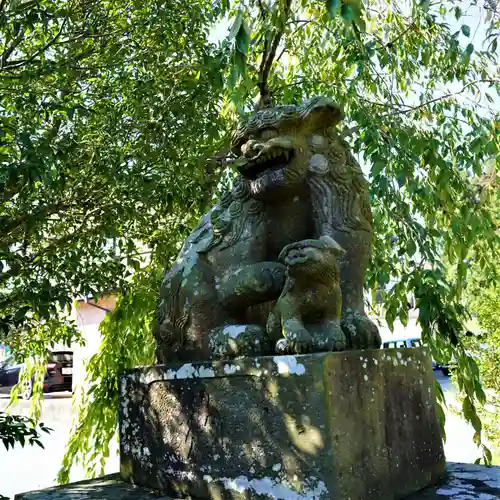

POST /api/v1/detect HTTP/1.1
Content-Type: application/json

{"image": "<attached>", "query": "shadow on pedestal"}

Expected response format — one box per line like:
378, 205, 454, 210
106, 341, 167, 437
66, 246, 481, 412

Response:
15, 463, 500, 499
119, 348, 445, 499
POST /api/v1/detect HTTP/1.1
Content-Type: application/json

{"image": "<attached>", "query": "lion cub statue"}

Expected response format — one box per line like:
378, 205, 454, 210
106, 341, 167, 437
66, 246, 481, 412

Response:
267, 235, 346, 354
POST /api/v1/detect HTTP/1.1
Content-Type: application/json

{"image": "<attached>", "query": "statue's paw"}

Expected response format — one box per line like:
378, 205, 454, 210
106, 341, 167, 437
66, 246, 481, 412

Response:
277, 321, 313, 354
274, 337, 312, 355
341, 309, 381, 350
208, 324, 267, 359
250, 262, 287, 295
311, 322, 347, 352
275, 338, 289, 354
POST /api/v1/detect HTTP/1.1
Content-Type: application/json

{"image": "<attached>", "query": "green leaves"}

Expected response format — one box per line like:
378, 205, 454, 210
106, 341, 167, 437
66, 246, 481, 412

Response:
236, 20, 251, 55
230, 17, 251, 88
229, 10, 244, 40
407, 240, 417, 258
341, 4, 354, 21
340, 0, 366, 31
58, 270, 157, 483
0, 412, 51, 451
326, 0, 341, 19
461, 25, 471, 38
462, 209, 500, 462
227, 10, 251, 89
0, 0, 227, 346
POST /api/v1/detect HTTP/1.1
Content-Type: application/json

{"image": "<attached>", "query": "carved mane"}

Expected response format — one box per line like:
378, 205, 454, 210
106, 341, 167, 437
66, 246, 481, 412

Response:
308, 131, 373, 238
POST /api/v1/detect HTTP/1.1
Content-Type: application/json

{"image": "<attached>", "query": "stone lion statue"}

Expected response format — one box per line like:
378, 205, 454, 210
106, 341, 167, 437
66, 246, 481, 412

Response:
267, 235, 346, 354
154, 96, 381, 363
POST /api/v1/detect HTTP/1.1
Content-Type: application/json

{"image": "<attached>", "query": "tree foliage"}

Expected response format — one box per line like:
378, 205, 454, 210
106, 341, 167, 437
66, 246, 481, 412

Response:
459, 172, 499, 458
465, 283, 500, 459
58, 271, 156, 482
0, 411, 51, 499
0, 411, 51, 450
0, 0, 498, 479
0, 0, 228, 345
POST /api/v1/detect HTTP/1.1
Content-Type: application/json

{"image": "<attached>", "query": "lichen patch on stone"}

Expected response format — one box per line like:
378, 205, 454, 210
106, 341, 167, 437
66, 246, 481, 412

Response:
204, 474, 328, 499
223, 324, 248, 339
223, 364, 239, 375
197, 366, 216, 378
273, 355, 306, 375
176, 363, 197, 378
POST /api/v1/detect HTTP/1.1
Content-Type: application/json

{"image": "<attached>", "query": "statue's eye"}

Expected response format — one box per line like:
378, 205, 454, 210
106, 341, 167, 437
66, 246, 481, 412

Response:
260, 128, 278, 141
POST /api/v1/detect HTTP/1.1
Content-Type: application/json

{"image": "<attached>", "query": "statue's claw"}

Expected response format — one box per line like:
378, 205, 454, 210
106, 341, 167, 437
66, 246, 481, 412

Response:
310, 321, 347, 352
276, 321, 313, 354
341, 309, 381, 350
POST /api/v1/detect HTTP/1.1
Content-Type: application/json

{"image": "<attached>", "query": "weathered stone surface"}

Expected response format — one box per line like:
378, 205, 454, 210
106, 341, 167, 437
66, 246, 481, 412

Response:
154, 97, 381, 363
410, 462, 500, 499
119, 348, 445, 499
15, 463, 500, 499
14, 474, 171, 500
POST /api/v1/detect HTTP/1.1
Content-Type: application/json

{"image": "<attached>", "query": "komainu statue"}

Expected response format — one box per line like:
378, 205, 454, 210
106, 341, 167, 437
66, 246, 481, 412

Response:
267, 235, 346, 355
154, 97, 381, 363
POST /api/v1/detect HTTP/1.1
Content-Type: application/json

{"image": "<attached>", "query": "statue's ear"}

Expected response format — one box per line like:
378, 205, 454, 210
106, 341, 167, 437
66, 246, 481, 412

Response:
300, 97, 344, 131
319, 235, 345, 256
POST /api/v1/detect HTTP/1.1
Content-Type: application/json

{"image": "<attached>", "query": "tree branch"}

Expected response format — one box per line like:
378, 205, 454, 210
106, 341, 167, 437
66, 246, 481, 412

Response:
388, 79, 500, 117
257, 0, 293, 109
384, 22, 416, 48
54, 29, 121, 46
257, 0, 271, 107
0, 27, 26, 69
3, 19, 68, 71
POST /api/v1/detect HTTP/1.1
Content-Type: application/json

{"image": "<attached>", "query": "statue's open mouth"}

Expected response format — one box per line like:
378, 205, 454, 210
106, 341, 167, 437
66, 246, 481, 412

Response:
237, 146, 295, 180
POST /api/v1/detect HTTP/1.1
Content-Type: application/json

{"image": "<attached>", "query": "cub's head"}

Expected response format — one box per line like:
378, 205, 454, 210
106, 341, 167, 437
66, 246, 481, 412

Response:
278, 235, 345, 280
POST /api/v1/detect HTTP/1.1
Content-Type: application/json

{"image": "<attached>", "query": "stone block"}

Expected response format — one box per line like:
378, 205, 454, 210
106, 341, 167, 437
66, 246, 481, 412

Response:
119, 348, 445, 499
14, 474, 172, 500
409, 462, 500, 499
14, 463, 500, 500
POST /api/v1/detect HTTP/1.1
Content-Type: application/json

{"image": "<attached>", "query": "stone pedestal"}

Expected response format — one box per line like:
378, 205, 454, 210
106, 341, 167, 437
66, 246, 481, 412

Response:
14, 464, 500, 499
119, 348, 445, 499
14, 475, 171, 500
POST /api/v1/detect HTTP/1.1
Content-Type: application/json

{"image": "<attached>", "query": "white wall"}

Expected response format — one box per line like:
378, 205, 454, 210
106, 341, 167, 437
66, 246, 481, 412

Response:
70, 296, 117, 390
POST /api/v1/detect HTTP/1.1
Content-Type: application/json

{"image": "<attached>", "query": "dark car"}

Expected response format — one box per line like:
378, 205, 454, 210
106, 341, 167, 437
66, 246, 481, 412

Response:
47, 351, 74, 392
0, 351, 73, 399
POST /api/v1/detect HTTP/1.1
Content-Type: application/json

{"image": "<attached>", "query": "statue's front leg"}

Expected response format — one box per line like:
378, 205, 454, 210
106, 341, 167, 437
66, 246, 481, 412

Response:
207, 262, 287, 360
309, 282, 347, 352
218, 261, 286, 310
269, 291, 313, 354
331, 229, 381, 349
